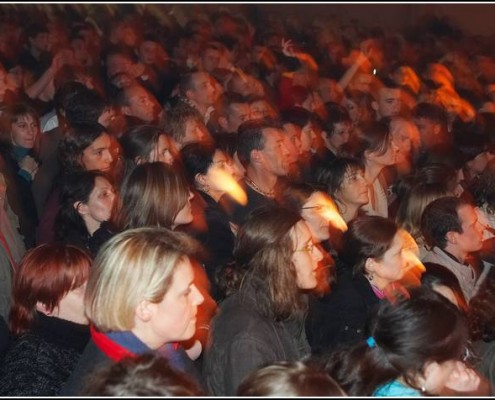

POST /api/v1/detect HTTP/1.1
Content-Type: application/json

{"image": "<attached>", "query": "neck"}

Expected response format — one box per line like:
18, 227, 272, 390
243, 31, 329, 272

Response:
444, 245, 468, 264
246, 166, 277, 196
83, 217, 101, 236
338, 201, 360, 222
364, 160, 383, 183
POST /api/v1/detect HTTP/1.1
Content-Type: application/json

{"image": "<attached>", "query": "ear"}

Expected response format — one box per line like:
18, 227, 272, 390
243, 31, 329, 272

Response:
365, 257, 378, 274
36, 301, 52, 316
73, 201, 89, 216
446, 231, 458, 245
135, 299, 154, 323
195, 173, 207, 187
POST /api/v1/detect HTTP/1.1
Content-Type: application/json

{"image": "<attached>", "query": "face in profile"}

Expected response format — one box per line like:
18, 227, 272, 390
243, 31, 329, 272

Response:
144, 257, 204, 348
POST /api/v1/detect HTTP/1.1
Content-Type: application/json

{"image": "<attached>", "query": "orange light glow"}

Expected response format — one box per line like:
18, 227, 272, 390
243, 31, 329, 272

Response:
209, 168, 248, 205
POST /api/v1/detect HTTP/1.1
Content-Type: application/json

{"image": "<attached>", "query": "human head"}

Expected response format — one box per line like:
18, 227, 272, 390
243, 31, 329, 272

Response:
5, 103, 39, 149
9, 243, 91, 335
341, 120, 397, 168
118, 162, 193, 230
55, 170, 116, 240
372, 78, 402, 119
316, 157, 368, 219
236, 119, 290, 177
234, 206, 323, 320
421, 263, 467, 311
340, 216, 405, 285
82, 353, 204, 396
421, 196, 484, 254
396, 183, 451, 240
179, 71, 216, 110
59, 122, 113, 172
180, 142, 235, 199
217, 91, 251, 134
85, 227, 204, 347
280, 183, 332, 243
237, 361, 345, 396
118, 125, 174, 177
117, 83, 162, 124
165, 104, 211, 150
325, 288, 468, 396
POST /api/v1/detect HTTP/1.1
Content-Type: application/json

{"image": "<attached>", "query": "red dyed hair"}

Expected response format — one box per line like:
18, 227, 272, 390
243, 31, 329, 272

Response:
9, 243, 91, 336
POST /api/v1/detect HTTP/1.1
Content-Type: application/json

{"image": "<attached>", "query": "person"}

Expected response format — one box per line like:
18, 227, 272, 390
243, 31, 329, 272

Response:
203, 206, 323, 395
61, 227, 205, 395
0, 244, 91, 395
81, 353, 204, 396
316, 157, 369, 223
324, 287, 481, 396
341, 120, 398, 218
54, 170, 117, 258
237, 360, 346, 396
0, 171, 26, 320
230, 119, 290, 225
37, 121, 114, 245
180, 142, 238, 300
117, 162, 194, 231
306, 216, 410, 354
118, 124, 175, 180
0, 103, 40, 248
468, 278, 495, 391
420, 196, 489, 301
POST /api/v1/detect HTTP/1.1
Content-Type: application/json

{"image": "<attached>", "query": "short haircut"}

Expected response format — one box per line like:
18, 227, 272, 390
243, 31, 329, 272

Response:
9, 244, 91, 336
165, 104, 203, 144
236, 118, 281, 167
421, 196, 471, 249
412, 102, 449, 129
85, 227, 201, 332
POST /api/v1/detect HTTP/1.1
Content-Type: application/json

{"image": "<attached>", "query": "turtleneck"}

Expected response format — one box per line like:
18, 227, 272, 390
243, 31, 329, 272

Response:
31, 311, 90, 353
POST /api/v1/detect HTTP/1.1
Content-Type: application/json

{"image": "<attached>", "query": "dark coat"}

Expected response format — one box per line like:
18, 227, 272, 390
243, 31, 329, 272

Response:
202, 276, 311, 396
305, 263, 380, 355
0, 312, 89, 396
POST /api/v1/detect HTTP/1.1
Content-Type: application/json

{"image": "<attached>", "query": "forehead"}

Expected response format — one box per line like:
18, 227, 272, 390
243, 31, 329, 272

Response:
380, 88, 401, 99
457, 204, 477, 225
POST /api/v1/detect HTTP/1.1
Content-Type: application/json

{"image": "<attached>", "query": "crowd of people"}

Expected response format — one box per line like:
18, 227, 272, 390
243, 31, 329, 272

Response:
0, 3, 494, 396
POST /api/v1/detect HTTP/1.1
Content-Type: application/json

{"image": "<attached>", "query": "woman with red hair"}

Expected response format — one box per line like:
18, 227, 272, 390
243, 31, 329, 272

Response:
0, 243, 91, 396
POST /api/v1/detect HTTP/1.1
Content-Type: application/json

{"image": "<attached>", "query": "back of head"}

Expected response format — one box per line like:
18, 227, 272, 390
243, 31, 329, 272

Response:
325, 287, 467, 396
237, 361, 345, 396
118, 162, 189, 230
82, 353, 203, 396
9, 244, 91, 336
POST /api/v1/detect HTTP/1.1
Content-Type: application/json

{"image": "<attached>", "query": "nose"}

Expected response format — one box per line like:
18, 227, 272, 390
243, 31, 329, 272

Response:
192, 284, 204, 305
312, 243, 324, 262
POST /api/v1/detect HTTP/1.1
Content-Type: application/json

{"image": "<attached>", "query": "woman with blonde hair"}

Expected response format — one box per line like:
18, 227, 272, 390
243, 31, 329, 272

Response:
61, 227, 205, 395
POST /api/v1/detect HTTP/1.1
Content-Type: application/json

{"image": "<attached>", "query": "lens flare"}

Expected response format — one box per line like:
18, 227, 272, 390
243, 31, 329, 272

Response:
209, 167, 247, 205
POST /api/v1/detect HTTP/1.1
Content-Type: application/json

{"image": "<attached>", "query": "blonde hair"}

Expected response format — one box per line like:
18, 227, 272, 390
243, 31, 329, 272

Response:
85, 227, 201, 332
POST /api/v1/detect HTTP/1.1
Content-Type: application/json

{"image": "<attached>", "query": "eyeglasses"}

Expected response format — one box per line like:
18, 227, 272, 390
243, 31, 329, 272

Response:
296, 241, 315, 253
